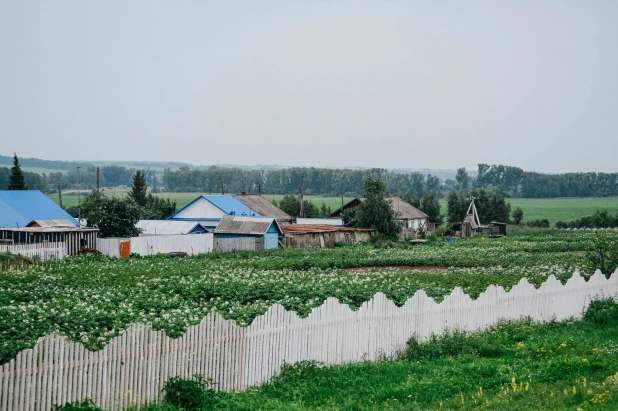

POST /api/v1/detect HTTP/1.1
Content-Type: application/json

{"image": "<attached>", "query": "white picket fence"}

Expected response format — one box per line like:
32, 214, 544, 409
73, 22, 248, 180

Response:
1, 270, 618, 411
0, 243, 66, 261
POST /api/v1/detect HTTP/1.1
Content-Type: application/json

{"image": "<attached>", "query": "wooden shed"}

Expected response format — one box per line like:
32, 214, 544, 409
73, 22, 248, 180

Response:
280, 224, 375, 249
213, 216, 282, 252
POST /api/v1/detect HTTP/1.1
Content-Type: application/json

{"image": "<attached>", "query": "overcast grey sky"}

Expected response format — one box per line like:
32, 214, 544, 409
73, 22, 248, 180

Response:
1, 1, 616, 173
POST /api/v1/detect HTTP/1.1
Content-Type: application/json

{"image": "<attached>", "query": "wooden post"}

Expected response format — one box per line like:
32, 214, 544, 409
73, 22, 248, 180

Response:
220, 179, 224, 195
258, 184, 261, 196
96, 167, 100, 193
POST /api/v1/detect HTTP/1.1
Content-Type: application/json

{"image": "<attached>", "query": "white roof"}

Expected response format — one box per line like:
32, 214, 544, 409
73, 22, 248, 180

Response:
296, 218, 343, 226
136, 220, 205, 235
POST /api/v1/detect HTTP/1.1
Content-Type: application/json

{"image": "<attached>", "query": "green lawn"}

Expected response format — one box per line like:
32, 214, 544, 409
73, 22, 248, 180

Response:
48, 191, 618, 225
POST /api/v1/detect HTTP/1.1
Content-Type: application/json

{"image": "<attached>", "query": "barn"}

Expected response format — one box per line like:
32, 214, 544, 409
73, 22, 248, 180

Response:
213, 216, 282, 252
280, 224, 375, 248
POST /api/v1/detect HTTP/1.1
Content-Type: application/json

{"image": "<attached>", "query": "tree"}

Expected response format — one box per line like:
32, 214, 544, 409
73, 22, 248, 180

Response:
128, 171, 148, 206
354, 177, 401, 238
455, 167, 470, 191
419, 192, 444, 226
142, 194, 177, 219
8, 153, 27, 190
80, 192, 142, 238
512, 207, 524, 225
488, 194, 511, 223
278, 195, 300, 217
446, 190, 468, 226
424, 174, 441, 196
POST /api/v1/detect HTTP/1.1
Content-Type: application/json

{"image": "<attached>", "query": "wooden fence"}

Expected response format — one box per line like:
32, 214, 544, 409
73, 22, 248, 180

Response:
214, 237, 264, 252
1, 270, 618, 410
0, 242, 66, 261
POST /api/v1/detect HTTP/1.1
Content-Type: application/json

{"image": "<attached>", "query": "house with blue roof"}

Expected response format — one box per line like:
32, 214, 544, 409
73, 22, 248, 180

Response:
166, 195, 260, 229
0, 190, 98, 255
0, 190, 79, 228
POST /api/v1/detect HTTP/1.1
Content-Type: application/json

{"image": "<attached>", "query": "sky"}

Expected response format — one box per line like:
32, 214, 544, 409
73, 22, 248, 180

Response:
1, 1, 617, 173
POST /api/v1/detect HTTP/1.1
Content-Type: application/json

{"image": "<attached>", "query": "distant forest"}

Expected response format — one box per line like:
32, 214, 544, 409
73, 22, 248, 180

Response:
1, 159, 616, 198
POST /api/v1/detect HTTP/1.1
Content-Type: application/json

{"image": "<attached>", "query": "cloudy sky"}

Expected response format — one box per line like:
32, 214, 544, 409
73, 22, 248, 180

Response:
1, 1, 616, 173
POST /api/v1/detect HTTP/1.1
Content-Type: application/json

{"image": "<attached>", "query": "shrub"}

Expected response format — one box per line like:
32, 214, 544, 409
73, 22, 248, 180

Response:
162, 375, 216, 409
586, 232, 618, 276
583, 299, 618, 326
54, 399, 103, 411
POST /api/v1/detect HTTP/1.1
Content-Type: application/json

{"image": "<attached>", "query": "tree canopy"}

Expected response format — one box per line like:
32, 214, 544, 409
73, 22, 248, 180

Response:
7, 153, 27, 190
128, 171, 148, 207
351, 177, 401, 238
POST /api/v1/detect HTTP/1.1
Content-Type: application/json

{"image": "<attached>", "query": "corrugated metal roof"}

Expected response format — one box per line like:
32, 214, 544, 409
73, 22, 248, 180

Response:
233, 195, 293, 221
27, 219, 76, 228
214, 215, 281, 235
136, 220, 206, 235
167, 195, 258, 219
0, 191, 79, 228
281, 224, 375, 234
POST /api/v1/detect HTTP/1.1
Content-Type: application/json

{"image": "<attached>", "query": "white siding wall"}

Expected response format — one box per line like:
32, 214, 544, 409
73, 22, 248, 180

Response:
173, 198, 226, 219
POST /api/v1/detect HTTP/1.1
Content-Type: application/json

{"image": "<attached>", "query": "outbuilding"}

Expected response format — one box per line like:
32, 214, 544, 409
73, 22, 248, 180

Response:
213, 216, 282, 252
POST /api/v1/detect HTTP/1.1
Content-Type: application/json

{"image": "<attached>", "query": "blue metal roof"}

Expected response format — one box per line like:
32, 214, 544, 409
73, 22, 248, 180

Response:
0, 191, 80, 228
167, 195, 258, 220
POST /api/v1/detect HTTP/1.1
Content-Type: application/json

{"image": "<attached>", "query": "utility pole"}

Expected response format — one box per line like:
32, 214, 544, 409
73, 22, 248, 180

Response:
341, 175, 344, 207
299, 184, 305, 218
96, 167, 100, 193
76, 167, 81, 221
220, 179, 224, 195
57, 183, 63, 208
258, 184, 262, 196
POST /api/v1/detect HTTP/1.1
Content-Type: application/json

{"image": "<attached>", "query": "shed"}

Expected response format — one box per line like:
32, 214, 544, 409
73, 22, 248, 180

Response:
214, 216, 282, 251
136, 220, 208, 236
0, 223, 98, 255
233, 194, 293, 225
280, 224, 375, 248
167, 195, 260, 229
0, 190, 79, 228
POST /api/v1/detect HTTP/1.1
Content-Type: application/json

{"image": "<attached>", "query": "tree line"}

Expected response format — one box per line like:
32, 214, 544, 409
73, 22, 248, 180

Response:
475, 164, 618, 198
162, 167, 441, 198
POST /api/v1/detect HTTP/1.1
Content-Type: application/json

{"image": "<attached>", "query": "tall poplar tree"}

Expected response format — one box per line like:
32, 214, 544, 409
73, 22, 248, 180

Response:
8, 153, 27, 190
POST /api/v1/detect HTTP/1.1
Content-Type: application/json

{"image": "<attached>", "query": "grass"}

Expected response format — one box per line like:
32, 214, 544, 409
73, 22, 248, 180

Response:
47, 190, 618, 224
61, 300, 618, 410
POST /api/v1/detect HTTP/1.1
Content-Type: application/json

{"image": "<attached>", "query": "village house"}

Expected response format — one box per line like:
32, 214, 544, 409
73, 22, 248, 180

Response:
233, 194, 293, 225
329, 196, 434, 238
166, 195, 260, 229
0, 190, 98, 255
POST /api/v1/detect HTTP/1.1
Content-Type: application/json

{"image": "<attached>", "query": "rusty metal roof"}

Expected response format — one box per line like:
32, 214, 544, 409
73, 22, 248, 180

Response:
281, 224, 375, 235
214, 215, 281, 235
233, 194, 293, 221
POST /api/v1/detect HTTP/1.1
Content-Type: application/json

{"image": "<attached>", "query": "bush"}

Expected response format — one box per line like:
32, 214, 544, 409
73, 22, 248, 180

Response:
583, 299, 618, 326
162, 375, 216, 409
586, 232, 618, 276
54, 399, 103, 411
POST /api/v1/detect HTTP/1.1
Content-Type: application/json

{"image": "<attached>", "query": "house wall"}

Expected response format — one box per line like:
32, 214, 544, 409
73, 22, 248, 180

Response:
171, 198, 226, 219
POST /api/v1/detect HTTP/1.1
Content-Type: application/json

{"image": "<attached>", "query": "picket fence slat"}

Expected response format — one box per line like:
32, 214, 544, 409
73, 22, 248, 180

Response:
1, 270, 618, 410
0, 243, 65, 262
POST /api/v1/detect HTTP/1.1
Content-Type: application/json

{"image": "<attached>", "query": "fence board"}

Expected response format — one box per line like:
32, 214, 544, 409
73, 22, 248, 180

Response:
1, 270, 618, 410
0, 243, 65, 262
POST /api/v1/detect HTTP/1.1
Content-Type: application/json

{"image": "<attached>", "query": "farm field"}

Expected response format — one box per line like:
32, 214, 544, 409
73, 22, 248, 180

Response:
47, 191, 618, 224
2, 229, 616, 365
139, 303, 618, 410
1, 229, 618, 410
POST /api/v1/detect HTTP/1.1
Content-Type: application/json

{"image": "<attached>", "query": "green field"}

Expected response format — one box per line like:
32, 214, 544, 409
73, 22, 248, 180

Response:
48, 191, 618, 225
